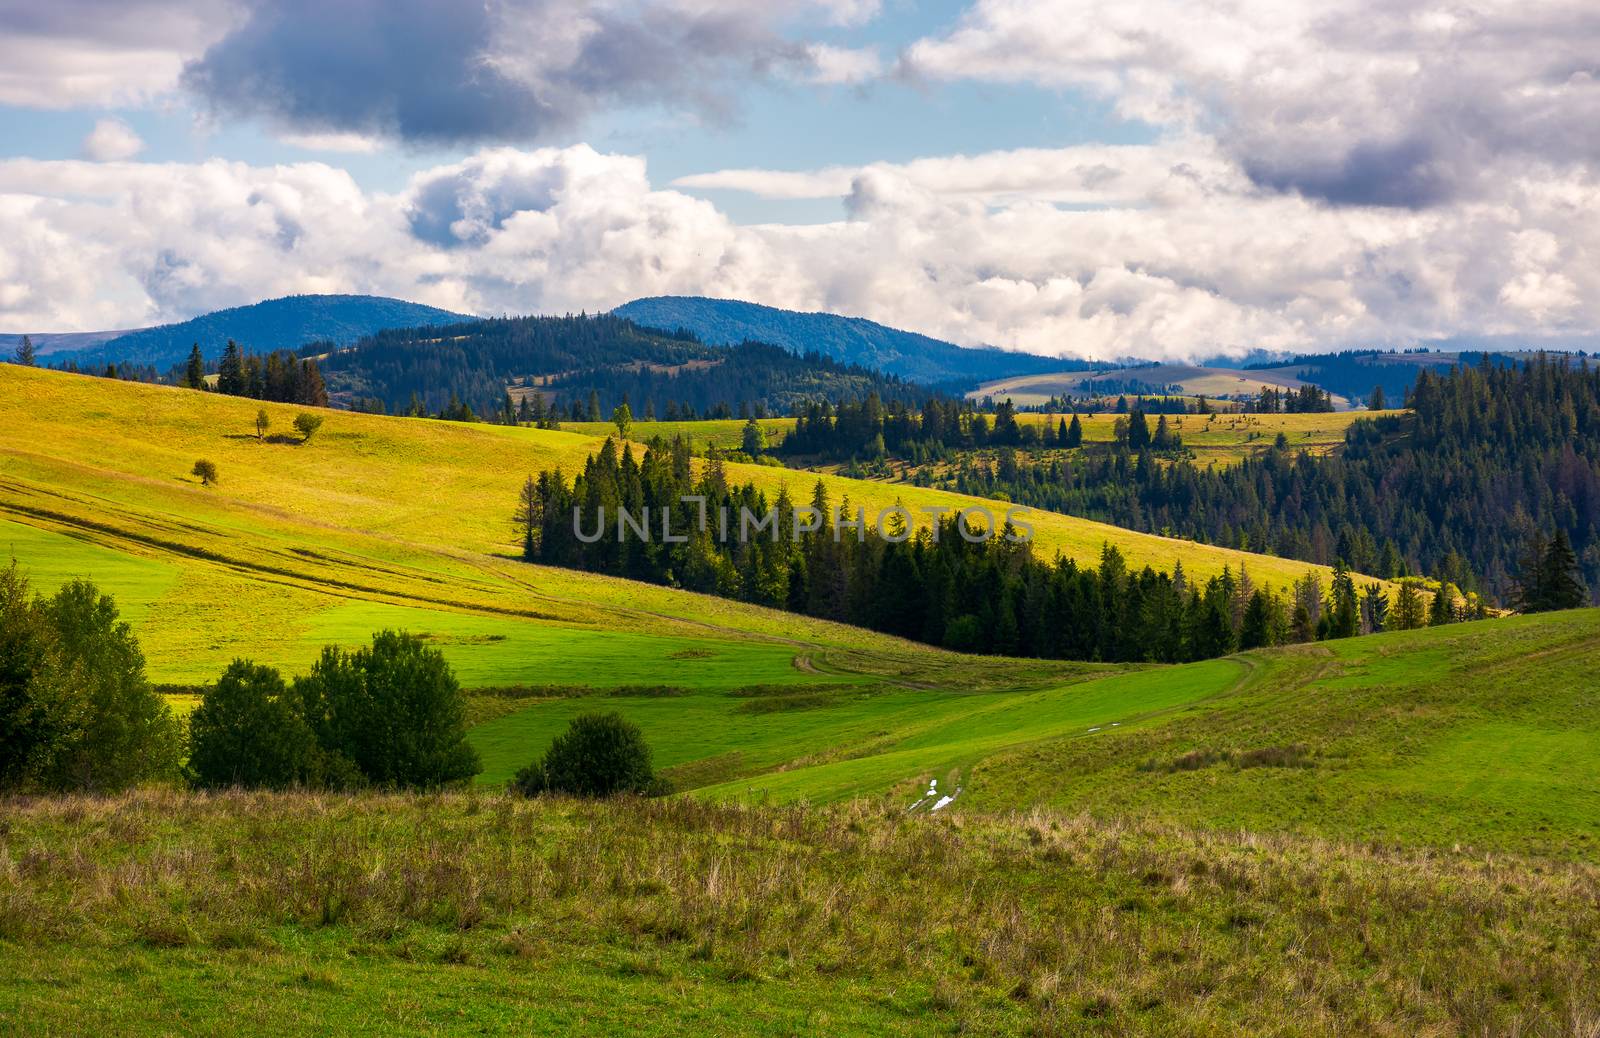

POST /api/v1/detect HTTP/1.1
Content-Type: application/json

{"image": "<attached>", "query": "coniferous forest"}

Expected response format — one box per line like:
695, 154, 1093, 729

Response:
515, 437, 1455, 663
316, 314, 926, 418
793, 357, 1600, 605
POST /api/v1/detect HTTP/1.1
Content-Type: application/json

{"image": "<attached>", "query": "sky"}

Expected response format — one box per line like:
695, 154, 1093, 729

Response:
1, 0, 1597, 360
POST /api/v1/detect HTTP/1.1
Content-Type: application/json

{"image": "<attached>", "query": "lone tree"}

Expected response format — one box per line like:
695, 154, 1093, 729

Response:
612, 402, 632, 440
293, 412, 323, 442
13, 335, 35, 366
512, 711, 665, 797
513, 474, 543, 560
1390, 580, 1426, 630
741, 416, 767, 456
255, 408, 270, 441
184, 344, 205, 388
1369, 384, 1387, 410
191, 459, 219, 486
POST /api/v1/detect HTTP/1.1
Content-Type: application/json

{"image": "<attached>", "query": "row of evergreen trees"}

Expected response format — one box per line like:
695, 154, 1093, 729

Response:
801, 356, 1596, 605
513, 437, 1470, 662
203, 340, 330, 406
782, 397, 1188, 460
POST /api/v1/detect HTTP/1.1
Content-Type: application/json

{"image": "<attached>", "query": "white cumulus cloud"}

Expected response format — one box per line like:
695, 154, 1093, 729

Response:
80, 118, 145, 161
3, 143, 1599, 359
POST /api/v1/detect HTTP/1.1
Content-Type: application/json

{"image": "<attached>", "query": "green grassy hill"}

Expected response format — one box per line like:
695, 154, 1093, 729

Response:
3, 367, 1600, 1036
486, 608, 1600, 856
0, 366, 1379, 688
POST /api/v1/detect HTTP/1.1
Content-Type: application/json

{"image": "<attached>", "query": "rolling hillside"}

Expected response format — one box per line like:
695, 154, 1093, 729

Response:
50, 294, 471, 370
614, 296, 1079, 386
3, 366, 1598, 1037
3, 365, 1299, 676
973, 363, 1354, 409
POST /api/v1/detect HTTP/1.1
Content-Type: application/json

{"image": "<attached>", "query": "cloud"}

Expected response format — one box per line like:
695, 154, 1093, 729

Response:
901, 0, 1600, 208
0, 0, 237, 107
80, 118, 145, 161
277, 131, 384, 154
3, 144, 1598, 360
179, 0, 860, 146
803, 44, 882, 85
673, 139, 1243, 205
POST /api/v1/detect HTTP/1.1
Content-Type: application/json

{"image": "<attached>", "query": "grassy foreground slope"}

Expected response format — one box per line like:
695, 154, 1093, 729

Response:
3, 792, 1598, 1037
0, 366, 1382, 683
481, 610, 1600, 857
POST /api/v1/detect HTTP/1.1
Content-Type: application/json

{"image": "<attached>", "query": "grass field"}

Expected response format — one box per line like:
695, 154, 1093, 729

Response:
971, 363, 1357, 409
480, 609, 1600, 857
4, 368, 1600, 1035
1011, 409, 1394, 467
569, 411, 1382, 470
3, 790, 1598, 1036
0, 366, 1390, 689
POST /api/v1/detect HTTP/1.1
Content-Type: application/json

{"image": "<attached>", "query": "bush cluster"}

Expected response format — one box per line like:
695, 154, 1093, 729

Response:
1, 561, 480, 793
190, 632, 480, 790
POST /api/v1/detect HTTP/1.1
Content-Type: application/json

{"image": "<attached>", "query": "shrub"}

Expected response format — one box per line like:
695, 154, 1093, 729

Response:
293, 412, 324, 442
294, 631, 479, 788
189, 660, 327, 789
191, 459, 218, 485
512, 711, 667, 797
0, 564, 183, 792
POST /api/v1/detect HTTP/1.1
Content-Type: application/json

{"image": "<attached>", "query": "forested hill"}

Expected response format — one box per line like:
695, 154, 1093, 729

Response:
1247, 348, 1577, 407
59, 294, 470, 370
318, 313, 929, 418
948, 354, 1600, 605
614, 296, 1079, 386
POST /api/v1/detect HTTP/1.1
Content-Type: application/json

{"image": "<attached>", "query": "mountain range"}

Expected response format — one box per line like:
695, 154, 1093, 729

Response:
613, 296, 1084, 386
11, 295, 471, 371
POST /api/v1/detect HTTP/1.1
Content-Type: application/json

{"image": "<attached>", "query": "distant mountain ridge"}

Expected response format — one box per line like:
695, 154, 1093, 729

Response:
47, 294, 472, 370
613, 296, 1084, 386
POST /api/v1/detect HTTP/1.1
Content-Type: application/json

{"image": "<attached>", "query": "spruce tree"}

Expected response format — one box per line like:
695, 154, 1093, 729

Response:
13, 335, 35, 366
1537, 530, 1586, 611
184, 344, 205, 388
217, 340, 244, 395
1428, 584, 1455, 626
1066, 414, 1083, 448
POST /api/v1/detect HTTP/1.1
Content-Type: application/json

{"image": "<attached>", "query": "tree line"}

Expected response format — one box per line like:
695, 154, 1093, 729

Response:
511, 437, 1492, 664
203, 340, 330, 406
791, 356, 1599, 606
780, 397, 1186, 462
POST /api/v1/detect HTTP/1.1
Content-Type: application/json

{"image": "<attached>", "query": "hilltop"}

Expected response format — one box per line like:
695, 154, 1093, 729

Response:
44, 294, 471, 370
614, 296, 1080, 386
317, 313, 926, 417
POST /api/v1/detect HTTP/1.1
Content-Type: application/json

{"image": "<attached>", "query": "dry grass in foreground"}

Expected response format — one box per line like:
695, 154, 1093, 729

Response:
2, 791, 1599, 1036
